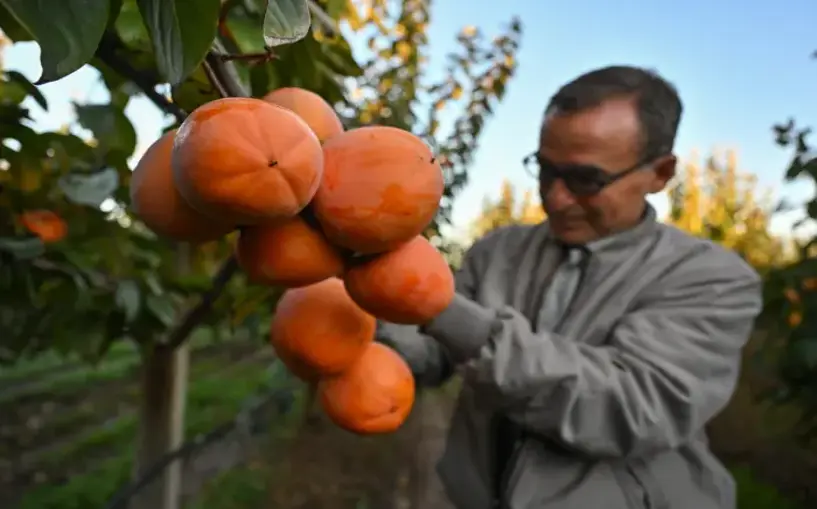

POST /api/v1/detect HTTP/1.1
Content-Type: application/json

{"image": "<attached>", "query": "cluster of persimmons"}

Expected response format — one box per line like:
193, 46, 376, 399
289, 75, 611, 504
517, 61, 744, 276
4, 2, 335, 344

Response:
128, 87, 455, 434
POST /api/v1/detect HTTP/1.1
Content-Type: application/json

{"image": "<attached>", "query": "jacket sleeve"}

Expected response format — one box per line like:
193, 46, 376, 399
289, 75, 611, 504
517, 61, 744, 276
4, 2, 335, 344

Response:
421, 248, 763, 458
375, 238, 485, 388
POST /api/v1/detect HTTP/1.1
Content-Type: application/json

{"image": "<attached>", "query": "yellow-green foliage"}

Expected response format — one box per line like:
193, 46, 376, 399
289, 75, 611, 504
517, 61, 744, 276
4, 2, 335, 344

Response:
471, 179, 545, 240
667, 149, 787, 270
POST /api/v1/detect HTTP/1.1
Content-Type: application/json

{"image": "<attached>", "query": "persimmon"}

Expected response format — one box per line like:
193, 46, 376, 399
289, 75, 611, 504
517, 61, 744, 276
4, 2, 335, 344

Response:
344, 235, 454, 324
270, 277, 375, 381
275, 345, 322, 382
319, 342, 415, 435
262, 87, 344, 143
172, 97, 323, 224
20, 209, 67, 243
312, 126, 444, 254
236, 216, 344, 288
130, 130, 235, 243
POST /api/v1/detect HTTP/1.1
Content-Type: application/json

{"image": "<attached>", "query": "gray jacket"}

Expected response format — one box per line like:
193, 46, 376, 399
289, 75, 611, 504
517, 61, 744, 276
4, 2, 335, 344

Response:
377, 206, 762, 509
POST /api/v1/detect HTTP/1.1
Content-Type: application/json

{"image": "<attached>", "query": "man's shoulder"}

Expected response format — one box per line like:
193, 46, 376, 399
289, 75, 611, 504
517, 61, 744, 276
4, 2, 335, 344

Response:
469, 222, 543, 253
652, 222, 761, 285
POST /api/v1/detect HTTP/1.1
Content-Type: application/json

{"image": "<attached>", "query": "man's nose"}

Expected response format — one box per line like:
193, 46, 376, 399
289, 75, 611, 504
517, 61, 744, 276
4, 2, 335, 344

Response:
543, 179, 576, 210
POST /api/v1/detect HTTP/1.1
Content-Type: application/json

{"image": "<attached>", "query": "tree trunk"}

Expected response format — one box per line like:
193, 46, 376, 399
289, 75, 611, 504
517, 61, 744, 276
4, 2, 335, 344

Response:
130, 243, 192, 509
129, 342, 190, 509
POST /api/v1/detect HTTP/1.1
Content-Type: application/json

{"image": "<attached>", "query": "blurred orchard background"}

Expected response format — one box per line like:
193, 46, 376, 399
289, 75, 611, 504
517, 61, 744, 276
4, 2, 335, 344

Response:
1, 1, 817, 509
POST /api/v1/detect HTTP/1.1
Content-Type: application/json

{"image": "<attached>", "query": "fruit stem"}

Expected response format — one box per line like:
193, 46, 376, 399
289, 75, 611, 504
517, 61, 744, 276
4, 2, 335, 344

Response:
203, 50, 248, 98
217, 50, 278, 65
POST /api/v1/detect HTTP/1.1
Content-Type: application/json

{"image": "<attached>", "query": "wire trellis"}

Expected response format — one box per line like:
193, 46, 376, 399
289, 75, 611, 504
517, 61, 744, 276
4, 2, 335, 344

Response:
103, 358, 295, 509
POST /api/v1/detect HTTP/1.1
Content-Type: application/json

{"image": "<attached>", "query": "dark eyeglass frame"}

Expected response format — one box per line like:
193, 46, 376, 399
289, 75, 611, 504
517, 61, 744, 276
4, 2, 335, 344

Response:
523, 152, 652, 197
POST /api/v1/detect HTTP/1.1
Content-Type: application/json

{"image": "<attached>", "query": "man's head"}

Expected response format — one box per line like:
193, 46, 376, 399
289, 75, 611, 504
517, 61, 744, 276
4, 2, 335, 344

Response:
532, 65, 682, 244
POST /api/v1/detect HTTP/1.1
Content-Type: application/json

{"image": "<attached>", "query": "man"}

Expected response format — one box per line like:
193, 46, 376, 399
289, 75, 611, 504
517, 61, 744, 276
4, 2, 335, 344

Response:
377, 65, 763, 509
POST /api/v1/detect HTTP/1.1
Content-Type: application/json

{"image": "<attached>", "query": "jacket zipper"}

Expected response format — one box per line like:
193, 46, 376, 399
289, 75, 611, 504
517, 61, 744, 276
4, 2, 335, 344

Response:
489, 416, 501, 507
625, 460, 658, 509
493, 253, 593, 507
492, 233, 548, 507
496, 440, 524, 506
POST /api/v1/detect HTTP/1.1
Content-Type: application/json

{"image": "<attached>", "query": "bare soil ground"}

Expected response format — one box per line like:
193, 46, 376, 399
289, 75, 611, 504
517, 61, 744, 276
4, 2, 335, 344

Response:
261, 388, 458, 509
257, 366, 817, 509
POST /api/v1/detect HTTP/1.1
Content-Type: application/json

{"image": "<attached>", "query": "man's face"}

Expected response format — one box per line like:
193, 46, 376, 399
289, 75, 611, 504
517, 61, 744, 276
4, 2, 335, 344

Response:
536, 97, 676, 244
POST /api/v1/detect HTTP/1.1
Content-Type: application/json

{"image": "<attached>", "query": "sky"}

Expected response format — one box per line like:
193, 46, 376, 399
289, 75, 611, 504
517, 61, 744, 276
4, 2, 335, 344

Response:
4, 0, 817, 241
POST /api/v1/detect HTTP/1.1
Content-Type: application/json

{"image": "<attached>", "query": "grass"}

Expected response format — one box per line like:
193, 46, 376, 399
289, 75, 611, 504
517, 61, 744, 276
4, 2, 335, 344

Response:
15, 356, 287, 509
184, 389, 310, 509
0, 333, 229, 386
733, 466, 802, 509
185, 464, 269, 509
0, 341, 263, 460
12, 377, 807, 509
179, 381, 808, 509
0, 341, 139, 385
0, 355, 142, 404
32, 357, 263, 468
4, 332, 812, 509
0, 333, 224, 404
1, 332, 279, 509
181, 464, 804, 509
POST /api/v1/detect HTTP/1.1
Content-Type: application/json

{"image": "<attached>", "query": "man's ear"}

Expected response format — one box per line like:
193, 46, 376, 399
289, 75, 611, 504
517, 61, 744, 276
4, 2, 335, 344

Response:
648, 154, 677, 193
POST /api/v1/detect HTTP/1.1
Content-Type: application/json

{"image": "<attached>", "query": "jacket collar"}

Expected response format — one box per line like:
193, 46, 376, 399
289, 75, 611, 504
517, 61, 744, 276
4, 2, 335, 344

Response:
542, 202, 659, 255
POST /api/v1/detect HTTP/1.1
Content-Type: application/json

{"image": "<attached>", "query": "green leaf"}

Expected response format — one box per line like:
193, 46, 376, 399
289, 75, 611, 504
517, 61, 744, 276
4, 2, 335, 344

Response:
58, 167, 120, 207
74, 103, 137, 155
0, 75, 27, 105
40, 132, 97, 164
3, 123, 42, 154
171, 66, 221, 114
0, 237, 45, 260
0, 0, 110, 84
107, 0, 124, 30
3, 70, 48, 110
99, 312, 125, 358
788, 339, 817, 370
136, 0, 221, 85
320, 39, 364, 77
115, 279, 141, 322
0, 2, 32, 41
226, 11, 266, 54
114, 0, 151, 48
146, 293, 175, 327
269, 37, 321, 88
249, 64, 274, 98
262, 0, 312, 47
808, 199, 817, 220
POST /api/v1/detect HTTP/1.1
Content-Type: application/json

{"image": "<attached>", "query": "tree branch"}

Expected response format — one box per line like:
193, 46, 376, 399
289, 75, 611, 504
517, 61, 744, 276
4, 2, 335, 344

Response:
202, 60, 230, 98
216, 50, 277, 65
164, 256, 239, 350
204, 50, 249, 98
93, 33, 251, 352
95, 36, 187, 122
154, 41, 251, 352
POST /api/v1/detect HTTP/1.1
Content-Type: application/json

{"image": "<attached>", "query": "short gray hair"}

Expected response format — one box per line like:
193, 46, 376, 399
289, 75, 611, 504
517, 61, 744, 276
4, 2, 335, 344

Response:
546, 65, 683, 162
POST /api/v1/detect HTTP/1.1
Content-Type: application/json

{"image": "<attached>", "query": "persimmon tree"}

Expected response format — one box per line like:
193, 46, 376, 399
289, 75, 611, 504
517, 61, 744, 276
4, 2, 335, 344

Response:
470, 179, 545, 240
759, 111, 817, 443
666, 150, 786, 271
1, 2, 360, 508
0, 0, 522, 507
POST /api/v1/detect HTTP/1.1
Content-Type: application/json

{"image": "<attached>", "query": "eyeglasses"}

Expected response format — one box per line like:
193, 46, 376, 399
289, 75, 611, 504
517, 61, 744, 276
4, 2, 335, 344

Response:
523, 152, 650, 197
